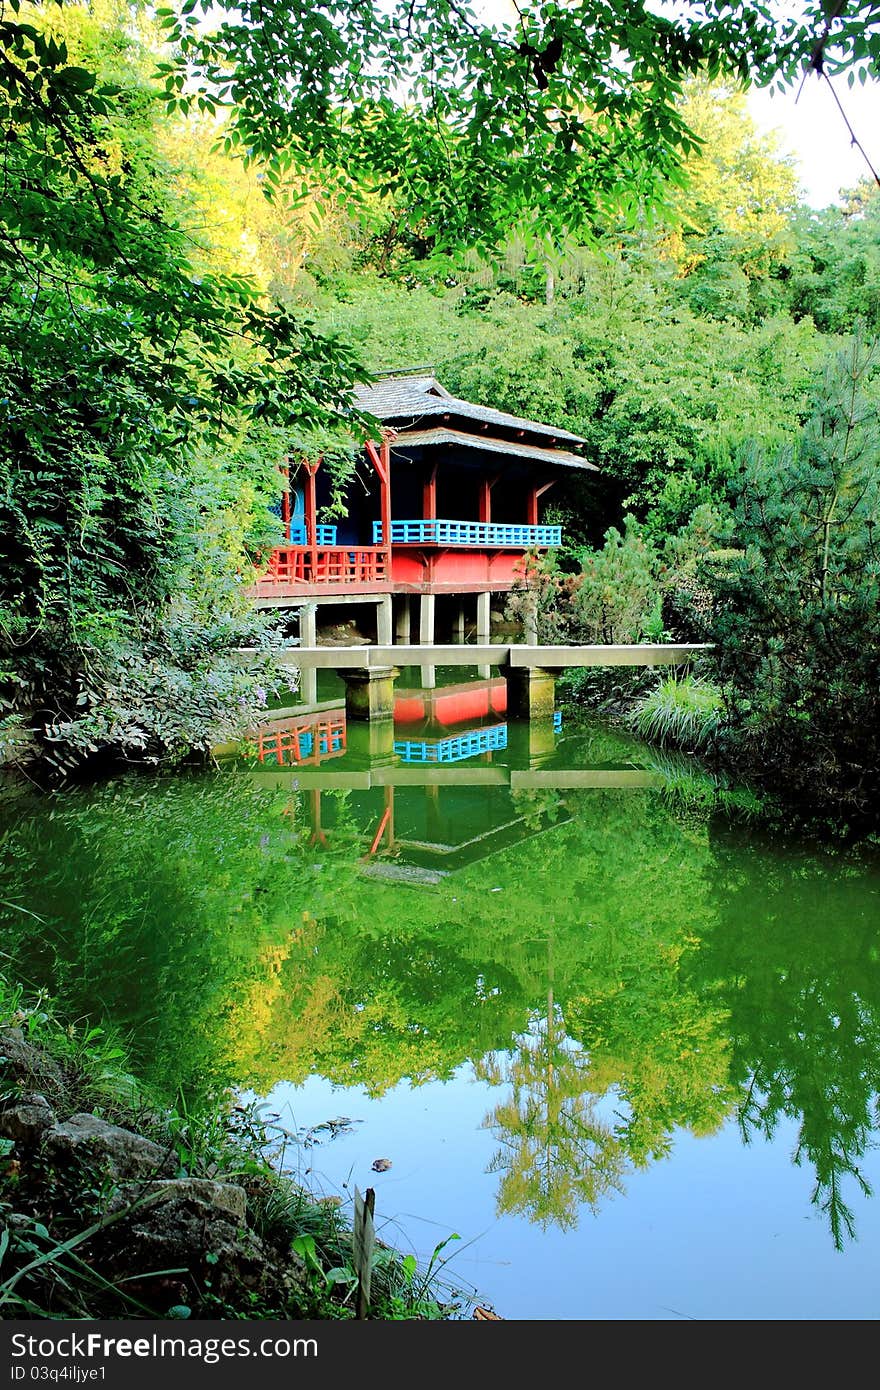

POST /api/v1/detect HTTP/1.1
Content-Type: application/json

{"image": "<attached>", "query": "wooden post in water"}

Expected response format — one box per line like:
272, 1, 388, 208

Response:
353, 1186, 376, 1320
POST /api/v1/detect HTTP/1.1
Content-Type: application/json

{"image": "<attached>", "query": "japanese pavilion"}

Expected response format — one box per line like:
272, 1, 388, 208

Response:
248, 371, 596, 647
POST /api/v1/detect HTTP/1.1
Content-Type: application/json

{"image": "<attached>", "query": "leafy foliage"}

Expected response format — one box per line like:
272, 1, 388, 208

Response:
507, 518, 664, 645
709, 328, 880, 828
0, 3, 364, 774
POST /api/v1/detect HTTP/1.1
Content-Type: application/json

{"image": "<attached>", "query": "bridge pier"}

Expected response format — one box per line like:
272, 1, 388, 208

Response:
299, 604, 318, 705
394, 596, 412, 643
419, 593, 436, 645
476, 591, 491, 642
342, 666, 399, 723
377, 594, 394, 646
502, 663, 558, 721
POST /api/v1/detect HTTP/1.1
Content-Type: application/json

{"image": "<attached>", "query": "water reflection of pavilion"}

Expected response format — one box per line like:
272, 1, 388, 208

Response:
245, 675, 662, 873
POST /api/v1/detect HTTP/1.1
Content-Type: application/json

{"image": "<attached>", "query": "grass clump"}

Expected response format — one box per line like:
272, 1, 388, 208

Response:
630, 673, 724, 752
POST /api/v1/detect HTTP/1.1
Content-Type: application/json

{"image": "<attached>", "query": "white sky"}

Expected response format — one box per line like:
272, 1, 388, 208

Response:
746, 75, 879, 208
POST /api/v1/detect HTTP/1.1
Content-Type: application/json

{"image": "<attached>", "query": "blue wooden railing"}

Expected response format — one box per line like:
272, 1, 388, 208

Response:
288, 524, 338, 545
372, 520, 562, 546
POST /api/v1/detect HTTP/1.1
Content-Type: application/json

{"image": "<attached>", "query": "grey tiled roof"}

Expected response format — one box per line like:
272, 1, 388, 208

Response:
353, 375, 586, 446
390, 427, 597, 471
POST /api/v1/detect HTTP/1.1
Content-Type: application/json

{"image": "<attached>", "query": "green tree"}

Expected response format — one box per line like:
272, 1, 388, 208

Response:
659, 77, 799, 321
160, 1, 880, 250
0, 3, 362, 772
783, 182, 880, 334
710, 328, 880, 827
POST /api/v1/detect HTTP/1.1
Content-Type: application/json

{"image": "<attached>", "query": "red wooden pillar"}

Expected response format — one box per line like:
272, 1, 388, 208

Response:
380, 434, 392, 567
479, 474, 499, 524
423, 463, 438, 521
280, 460, 291, 542
527, 480, 555, 526
366, 435, 393, 569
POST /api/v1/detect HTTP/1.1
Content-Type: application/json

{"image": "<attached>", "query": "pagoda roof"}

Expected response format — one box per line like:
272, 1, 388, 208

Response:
388, 427, 597, 471
353, 374, 587, 450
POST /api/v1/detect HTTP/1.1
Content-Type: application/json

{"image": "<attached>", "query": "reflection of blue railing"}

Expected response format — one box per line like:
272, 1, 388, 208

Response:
554, 711, 562, 733
395, 724, 508, 764
295, 727, 345, 758
372, 520, 562, 547
288, 524, 337, 545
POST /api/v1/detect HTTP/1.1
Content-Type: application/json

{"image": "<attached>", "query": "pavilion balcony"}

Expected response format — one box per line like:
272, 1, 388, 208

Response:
288, 523, 338, 545
287, 522, 339, 544
372, 520, 562, 547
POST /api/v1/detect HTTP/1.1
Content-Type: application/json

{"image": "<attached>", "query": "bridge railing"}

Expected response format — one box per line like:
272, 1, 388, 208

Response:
372, 519, 562, 547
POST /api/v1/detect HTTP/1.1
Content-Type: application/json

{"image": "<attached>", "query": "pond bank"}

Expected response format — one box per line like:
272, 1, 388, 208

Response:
0, 986, 469, 1321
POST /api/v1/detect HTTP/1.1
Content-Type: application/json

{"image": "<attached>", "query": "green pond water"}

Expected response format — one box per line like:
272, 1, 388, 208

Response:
2, 682, 880, 1320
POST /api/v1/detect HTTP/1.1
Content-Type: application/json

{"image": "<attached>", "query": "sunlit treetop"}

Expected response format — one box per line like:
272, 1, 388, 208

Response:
154, 0, 880, 244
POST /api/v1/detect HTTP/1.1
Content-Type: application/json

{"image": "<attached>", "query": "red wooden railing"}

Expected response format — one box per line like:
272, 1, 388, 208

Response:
258, 546, 388, 587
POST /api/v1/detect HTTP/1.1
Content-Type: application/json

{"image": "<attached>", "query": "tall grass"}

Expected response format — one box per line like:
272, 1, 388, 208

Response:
630, 673, 724, 752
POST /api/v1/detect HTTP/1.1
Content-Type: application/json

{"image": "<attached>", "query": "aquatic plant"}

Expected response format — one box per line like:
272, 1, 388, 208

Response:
630, 673, 724, 751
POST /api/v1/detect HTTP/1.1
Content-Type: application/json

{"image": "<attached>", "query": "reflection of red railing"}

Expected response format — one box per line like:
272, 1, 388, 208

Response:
255, 715, 347, 766
260, 547, 388, 586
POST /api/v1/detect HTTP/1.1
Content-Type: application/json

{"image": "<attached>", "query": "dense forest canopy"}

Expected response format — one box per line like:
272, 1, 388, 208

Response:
1, 0, 879, 825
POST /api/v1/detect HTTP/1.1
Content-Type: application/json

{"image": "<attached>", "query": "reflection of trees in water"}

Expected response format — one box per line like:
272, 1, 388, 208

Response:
693, 826, 880, 1248
478, 1012, 626, 1231
0, 772, 366, 1099
5, 762, 880, 1248
477, 930, 733, 1230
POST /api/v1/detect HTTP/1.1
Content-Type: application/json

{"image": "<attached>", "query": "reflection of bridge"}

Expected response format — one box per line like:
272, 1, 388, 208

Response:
250, 765, 663, 790
242, 692, 666, 870
258, 762, 663, 873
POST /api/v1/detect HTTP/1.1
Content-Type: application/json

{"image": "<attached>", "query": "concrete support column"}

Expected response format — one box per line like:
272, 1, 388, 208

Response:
394, 596, 411, 643
376, 593, 393, 646
503, 664, 557, 722
420, 664, 437, 690
476, 590, 491, 641
453, 601, 466, 643
343, 666, 398, 722
476, 589, 493, 676
300, 603, 317, 647
419, 593, 436, 645
298, 604, 317, 705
